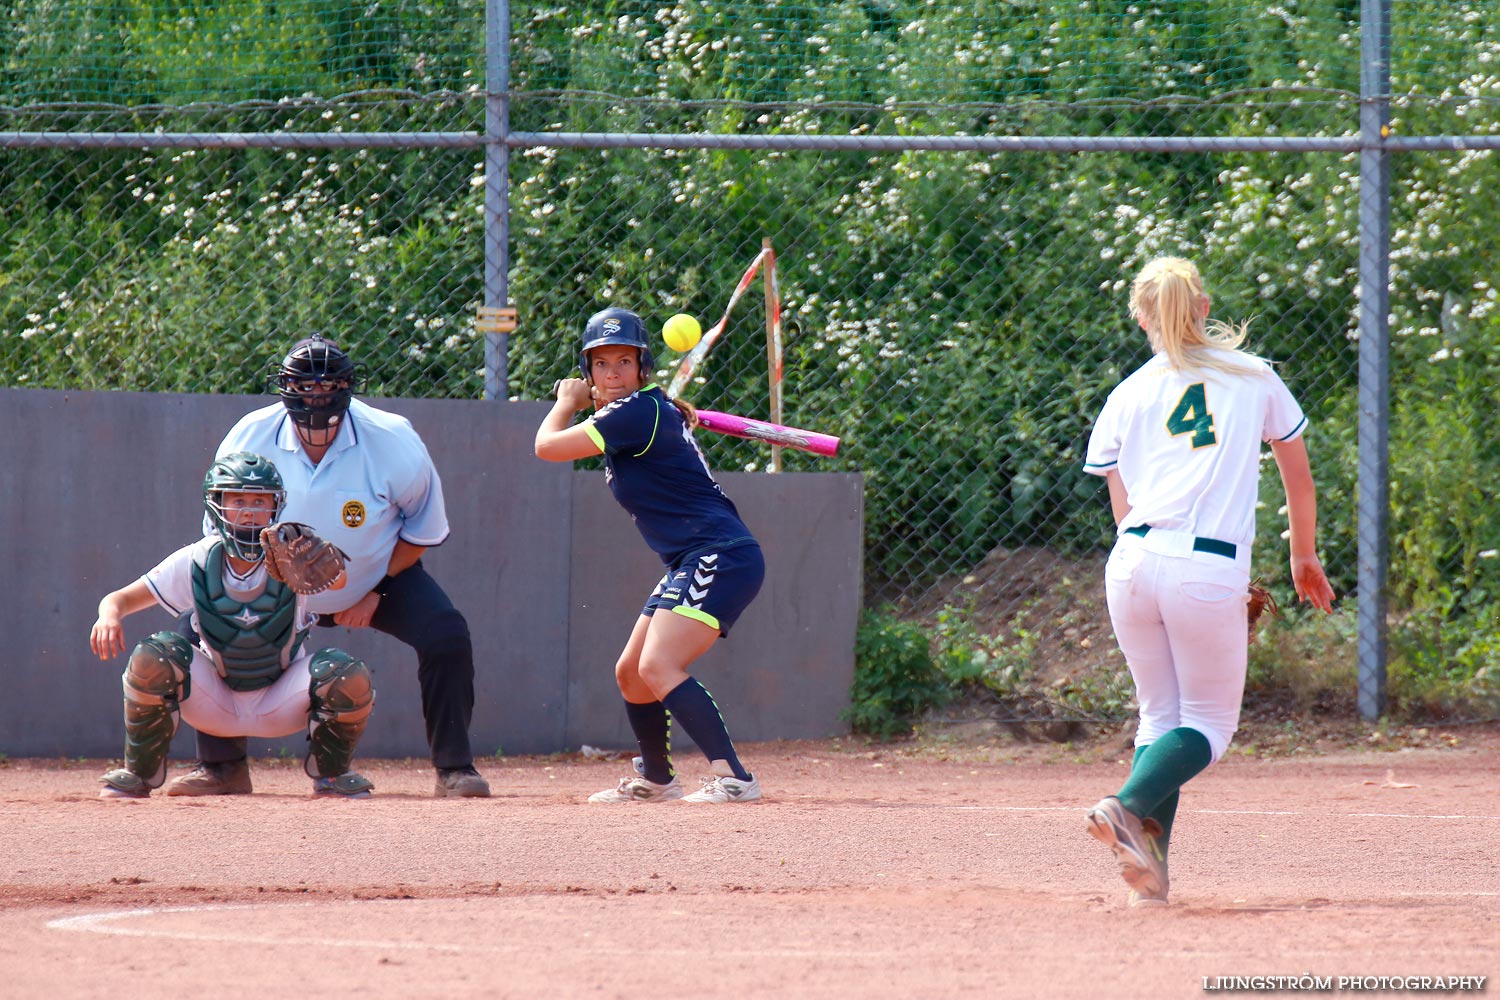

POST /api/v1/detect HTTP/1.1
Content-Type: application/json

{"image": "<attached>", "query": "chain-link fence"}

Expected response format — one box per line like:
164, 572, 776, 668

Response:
4, 1, 1499, 723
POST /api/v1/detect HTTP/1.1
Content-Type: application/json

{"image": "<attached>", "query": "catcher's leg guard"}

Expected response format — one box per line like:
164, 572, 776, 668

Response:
304, 649, 374, 778
120, 631, 193, 789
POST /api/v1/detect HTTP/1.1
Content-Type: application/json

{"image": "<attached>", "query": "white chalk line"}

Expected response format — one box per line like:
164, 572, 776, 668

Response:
45, 903, 926, 959
46, 883, 1500, 960
949, 804, 1500, 821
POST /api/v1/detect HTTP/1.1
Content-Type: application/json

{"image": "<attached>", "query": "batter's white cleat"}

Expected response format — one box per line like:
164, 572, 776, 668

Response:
588, 774, 684, 803
1085, 796, 1168, 897
683, 773, 762, 803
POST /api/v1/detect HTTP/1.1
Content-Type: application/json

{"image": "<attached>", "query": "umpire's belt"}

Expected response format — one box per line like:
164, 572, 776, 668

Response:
1124, 525, 1236, 559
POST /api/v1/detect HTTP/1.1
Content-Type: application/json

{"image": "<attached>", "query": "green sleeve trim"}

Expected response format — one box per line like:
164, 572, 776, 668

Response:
582, 422, 606, 452
632, 397, 661, 457
670, 604, 721, 631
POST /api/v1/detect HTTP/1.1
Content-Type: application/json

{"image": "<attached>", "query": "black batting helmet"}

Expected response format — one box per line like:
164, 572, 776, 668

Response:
578, 307, 654, 378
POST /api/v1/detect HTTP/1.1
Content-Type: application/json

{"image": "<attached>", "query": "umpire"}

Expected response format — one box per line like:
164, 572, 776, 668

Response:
166, 336, 491, 798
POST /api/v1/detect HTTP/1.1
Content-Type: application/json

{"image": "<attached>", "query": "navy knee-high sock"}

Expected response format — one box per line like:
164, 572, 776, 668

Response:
661, 678, 749, 780
623, 699, 674, 784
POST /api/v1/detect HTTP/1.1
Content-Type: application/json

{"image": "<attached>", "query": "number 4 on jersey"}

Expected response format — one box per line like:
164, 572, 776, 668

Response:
1166, 382, 1217, 448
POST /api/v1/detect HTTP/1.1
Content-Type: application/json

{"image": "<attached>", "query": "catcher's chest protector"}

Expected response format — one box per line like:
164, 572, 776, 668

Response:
191, 543, 306, 692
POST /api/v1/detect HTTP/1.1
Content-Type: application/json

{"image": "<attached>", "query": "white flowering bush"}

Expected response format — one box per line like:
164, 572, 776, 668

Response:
3, 141, 483, 396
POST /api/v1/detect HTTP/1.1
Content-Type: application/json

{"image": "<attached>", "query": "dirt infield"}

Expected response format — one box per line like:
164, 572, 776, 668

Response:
2, 736, 1497, 999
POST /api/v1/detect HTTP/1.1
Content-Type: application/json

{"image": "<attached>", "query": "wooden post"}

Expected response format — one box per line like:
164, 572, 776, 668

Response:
763, 237, 783, 472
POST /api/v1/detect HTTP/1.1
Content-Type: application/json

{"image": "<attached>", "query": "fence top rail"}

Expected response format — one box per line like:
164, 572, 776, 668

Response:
0, 131, 486, 149
511, 132, 1366, 154
3, 129, 1499, 154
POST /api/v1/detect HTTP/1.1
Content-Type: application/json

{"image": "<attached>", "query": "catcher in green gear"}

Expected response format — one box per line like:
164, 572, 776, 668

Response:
89, 452, 376, 799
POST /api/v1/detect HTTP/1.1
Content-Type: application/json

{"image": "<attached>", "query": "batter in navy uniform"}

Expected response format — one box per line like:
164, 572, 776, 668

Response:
535, 306, 765, 804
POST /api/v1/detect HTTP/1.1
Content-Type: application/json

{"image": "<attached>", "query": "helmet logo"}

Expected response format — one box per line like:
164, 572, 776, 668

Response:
602, 319, 622, 334
341, 500, 366, 528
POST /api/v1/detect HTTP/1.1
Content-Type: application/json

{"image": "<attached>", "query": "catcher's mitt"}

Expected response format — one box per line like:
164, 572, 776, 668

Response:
260, 522, 348, 595
1246, 579, 1281, 643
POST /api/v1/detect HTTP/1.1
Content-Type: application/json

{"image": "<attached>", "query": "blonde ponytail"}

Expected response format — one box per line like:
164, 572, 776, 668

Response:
1129, 257, 1266, 377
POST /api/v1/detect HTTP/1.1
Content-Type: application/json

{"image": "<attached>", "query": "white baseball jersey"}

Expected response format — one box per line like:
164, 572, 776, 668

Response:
1083, 353, 1306, 548
214, 398, 451, 613
143, 536, 320, 672
142, 537, 326, 738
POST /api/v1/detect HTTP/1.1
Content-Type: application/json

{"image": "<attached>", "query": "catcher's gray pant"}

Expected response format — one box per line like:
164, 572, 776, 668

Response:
119, 636, 373, 784
179, 648, 322, 738
1105, 531, 1250, 763
190, 560, 474, 768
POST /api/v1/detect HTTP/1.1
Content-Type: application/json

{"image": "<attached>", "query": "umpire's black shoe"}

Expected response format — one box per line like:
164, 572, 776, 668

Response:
165, 759, 253, 796
434, 765, 491, 798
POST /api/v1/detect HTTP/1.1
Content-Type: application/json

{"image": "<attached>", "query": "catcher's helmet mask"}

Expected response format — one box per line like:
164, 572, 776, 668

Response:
579, 307, 654, 380
204, 452, 287, 562
270, 336, 363, 444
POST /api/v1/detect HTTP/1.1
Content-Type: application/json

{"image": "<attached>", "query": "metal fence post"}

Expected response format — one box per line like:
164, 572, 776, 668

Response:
482, 0, 514, 399
1357, 0, 1392, 720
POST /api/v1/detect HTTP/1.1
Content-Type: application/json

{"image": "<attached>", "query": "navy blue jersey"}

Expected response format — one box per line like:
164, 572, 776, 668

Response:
583, 385, 755, 566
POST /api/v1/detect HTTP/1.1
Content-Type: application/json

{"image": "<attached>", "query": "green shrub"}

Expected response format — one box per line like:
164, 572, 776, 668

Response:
929, 601, 1037, 697
1388, 604, 1500, 721
1246, 605, 1358, 710
846, 607, 949, 739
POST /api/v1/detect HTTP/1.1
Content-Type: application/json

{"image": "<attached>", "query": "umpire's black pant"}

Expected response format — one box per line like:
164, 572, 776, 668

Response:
193, 560, 478, 770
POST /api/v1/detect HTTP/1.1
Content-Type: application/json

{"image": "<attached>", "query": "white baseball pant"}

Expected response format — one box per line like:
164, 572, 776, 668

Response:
1105, 529, 1251, 762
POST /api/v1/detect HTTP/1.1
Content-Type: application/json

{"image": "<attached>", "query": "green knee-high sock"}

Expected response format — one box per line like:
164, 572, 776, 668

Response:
1117, 727, 1211, 823
1129, 745, 1180, 853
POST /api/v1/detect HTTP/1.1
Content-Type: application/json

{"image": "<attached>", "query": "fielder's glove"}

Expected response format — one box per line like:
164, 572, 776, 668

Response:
1247, 579, 1280, 644
260, 522, 348, 595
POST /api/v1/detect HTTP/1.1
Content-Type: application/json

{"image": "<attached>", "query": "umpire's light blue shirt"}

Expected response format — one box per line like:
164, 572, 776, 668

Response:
214, 398, 451, 614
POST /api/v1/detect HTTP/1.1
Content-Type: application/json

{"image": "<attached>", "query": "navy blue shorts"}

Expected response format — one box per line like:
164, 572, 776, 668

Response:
641, 543, 764, 637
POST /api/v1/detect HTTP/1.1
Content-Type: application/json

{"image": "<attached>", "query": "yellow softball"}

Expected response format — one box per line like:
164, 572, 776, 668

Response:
662, 313, 702, 352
